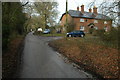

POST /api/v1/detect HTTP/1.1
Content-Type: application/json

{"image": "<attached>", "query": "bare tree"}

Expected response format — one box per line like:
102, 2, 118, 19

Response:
88, 0, 119, 27
98, 1, 119, 27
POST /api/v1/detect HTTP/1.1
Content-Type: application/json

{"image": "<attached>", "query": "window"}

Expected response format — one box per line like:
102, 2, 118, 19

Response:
104, 21, 107, 24
94, 27, 98, 30
94, 20, 98, 23
80, 26, 84, 31
80, 18, 84, 22
104, 26, 108, 31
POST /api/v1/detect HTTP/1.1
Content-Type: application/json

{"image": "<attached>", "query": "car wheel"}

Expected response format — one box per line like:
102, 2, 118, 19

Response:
81, 35, 84, 37
68, 35, 72, 37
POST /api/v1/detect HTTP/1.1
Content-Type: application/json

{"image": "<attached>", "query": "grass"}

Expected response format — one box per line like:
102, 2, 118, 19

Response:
49, 34, 119, 79
41, 33, 66, 37
33, 31, 66, 37
81, 34, 118, 49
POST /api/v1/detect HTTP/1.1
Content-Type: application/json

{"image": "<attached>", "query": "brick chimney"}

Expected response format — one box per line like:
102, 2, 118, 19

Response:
93, 6, 97, 14
77, 6, 79, 11
81, 5, 84, 13
89, 8, 92, 13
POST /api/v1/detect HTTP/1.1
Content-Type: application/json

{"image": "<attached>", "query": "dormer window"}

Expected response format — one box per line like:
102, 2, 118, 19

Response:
104, 21, 107, 24
80, 18, 84, 22
94, 20, 98, 23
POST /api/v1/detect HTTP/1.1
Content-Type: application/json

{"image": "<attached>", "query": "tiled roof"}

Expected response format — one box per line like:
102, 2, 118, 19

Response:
60, 10, 112, 20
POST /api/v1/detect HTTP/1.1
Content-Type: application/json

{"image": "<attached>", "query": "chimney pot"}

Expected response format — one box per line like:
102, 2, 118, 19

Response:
89, 8, 92, 12
93, 6, 97, 14
77, 6, 79, 11
81, 5, 84, 13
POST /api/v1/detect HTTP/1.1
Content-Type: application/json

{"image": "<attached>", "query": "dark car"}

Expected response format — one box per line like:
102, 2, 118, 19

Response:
66, 30, 85, 37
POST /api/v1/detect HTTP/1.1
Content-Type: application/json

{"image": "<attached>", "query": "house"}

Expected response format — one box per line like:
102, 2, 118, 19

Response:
60, 5, 112, 33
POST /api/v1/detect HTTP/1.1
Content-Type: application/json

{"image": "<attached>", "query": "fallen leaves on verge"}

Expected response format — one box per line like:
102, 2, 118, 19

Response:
49, 38, 119, 79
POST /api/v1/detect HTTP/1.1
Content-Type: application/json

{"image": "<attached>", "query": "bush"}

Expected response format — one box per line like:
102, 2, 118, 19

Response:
66, 20, 75, 33
2, 25, 10, 50
49, 27, 56, 34
33, 31, 43, 35
96, 28, 118, 43
89, 28, 95, 34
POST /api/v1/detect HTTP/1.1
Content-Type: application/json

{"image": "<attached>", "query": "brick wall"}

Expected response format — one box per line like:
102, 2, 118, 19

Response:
60, 14, 112, 33
60, 14, 72, 32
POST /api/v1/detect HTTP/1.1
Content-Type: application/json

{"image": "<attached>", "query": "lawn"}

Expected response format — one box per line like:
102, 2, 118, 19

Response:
33, 31, 66, 37
41, 33, 66, 37
49, 34, 119, 79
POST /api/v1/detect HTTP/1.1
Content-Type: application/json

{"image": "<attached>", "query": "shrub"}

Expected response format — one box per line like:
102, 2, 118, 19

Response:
33, 31, 43, 35
96, 29, 105, 36
2, 25, 10, 51
92, 30, 98, 36
66, 20, 75, 33
89, 28, 95, 34
96, 28, 118, 44
49, 27, 56, 34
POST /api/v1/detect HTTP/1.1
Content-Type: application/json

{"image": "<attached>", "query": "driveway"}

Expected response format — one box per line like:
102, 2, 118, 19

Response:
16, 32, 93, 78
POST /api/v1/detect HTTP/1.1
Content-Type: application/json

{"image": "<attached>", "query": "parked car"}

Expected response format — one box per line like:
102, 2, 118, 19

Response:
66, 30, 85, 37
43, 29, 50, 34
37, 28, 43, 32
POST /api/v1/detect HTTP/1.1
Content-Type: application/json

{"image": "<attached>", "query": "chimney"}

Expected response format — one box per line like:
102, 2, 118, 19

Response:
81, 5, 84, 13
77, 6, 79, 11
93, 6, 97, 14
89, 8, 92, 13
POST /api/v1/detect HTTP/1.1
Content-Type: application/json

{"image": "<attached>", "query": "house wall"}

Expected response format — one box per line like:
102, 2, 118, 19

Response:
60, 14, 72, 26
60, 14, 112, 33
60, 14, 73, 32
73, 18, 112, 32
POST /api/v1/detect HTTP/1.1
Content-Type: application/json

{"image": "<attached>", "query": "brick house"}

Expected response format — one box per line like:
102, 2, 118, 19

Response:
60, 5, 112, 33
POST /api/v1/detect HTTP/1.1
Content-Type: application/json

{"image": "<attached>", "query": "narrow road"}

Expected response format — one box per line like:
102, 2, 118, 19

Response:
17, 32, 93, 78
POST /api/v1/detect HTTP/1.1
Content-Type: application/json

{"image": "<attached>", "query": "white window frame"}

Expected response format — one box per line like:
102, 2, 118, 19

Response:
104, 21, 107, 24
104, 27, 108, 31
80, 18, 84, 22
80, 26, 84, 31
94, 20, 98, 23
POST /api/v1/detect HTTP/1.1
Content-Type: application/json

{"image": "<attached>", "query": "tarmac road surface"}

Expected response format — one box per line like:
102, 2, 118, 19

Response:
17, 32, 93, 78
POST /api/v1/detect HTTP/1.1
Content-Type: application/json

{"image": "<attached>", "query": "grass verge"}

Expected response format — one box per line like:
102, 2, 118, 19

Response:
49, 37, 119, 79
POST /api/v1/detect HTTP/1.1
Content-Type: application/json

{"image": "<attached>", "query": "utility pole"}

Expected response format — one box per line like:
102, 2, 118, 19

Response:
66, 0, 68, 33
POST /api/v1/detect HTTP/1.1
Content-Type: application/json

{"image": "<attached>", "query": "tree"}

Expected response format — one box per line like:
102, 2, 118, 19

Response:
33, 1, 58, 29
98, 1, 119, 27
66, 20, 75, 33
23, 2, 35, 32
2, 2, 26, 50
88, 1, 119, 27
